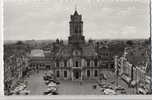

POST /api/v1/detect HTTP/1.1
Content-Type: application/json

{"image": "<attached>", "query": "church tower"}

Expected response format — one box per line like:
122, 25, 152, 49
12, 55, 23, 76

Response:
68, 9, 85, 45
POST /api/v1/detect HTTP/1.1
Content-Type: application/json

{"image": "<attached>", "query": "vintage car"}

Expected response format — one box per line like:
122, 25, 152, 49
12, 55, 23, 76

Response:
104, 89, 116, 95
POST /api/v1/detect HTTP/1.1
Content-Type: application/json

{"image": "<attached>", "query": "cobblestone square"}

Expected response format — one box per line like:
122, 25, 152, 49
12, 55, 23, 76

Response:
25, 70, 137, 95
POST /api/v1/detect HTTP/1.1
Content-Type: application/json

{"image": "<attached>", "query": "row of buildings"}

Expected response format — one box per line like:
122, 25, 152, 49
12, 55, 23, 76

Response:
4, 42, 30, 95
114, 48, 151, 92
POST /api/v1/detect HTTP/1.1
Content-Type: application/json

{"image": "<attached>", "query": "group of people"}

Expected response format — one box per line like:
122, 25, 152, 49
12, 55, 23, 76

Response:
43, 71, 60, 95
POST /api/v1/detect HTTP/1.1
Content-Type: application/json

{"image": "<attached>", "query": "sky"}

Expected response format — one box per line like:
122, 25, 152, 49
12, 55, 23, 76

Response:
4, 0, 151, 40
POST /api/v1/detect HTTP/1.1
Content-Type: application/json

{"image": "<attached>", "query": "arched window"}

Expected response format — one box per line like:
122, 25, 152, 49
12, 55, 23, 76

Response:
87, 70, 90, 77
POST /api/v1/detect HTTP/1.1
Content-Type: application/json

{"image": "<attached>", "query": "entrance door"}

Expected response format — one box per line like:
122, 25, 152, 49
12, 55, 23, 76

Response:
75, 71, 79, 79
73, 70, 81, 80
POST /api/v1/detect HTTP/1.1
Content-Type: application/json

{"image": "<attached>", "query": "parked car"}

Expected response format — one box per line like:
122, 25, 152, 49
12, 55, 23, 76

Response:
137, 87, 149, 95
19, 89, 30, 95
115, 85, 125, 91
11, 84, 30, 95
104, 89, 116, 95
44, 87, 58, 95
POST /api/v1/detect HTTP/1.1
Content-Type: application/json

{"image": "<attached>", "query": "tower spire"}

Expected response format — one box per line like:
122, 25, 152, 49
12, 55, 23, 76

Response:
74, 5, 78, 15
75, 4, 77, 11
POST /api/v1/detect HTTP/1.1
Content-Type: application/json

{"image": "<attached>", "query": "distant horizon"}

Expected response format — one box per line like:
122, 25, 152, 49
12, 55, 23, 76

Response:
3, 35, 150, 41
4, 37, 150, 42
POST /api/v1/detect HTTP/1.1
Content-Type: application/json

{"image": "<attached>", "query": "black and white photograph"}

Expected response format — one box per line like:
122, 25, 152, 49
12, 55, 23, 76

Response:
3, 0, 152, 96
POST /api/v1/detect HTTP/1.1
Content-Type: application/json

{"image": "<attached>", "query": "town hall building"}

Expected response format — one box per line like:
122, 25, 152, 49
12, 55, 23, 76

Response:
29, 9, 114, 80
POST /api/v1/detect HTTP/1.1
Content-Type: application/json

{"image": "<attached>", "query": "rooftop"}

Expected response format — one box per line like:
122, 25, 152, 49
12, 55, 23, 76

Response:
30, 49, 45, 57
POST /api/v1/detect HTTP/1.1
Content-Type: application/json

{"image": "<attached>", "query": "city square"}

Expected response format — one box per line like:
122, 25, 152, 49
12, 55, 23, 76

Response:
16, 69, 139, 95
4, 0, 151, 96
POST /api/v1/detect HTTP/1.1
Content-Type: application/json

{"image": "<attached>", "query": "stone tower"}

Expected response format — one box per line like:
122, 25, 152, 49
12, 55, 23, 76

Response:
68, 9, 85, 45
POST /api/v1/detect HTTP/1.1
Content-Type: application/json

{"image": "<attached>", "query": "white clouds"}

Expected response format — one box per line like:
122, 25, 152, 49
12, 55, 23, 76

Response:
4, 0, 150, 40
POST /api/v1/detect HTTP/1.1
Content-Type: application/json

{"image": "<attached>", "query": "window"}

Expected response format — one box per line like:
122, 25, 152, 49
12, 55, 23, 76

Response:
87, 61, 90, 67
91, 61, 94, 67
56, 71, 60, 77
95, 60, 98, 66
60, 61, 63, 67
94, 70, 98, 77
64, 61, 67, 67
87, 70, 90, 77
64, 71, 67, 78
76, 61, 78, 67
56, 61, 59, 67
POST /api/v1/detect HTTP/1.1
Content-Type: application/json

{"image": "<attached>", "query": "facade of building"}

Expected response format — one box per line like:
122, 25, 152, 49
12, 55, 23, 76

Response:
29, 10, 114, 80
115, 49, 151, 91
4, 42, 30, 95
